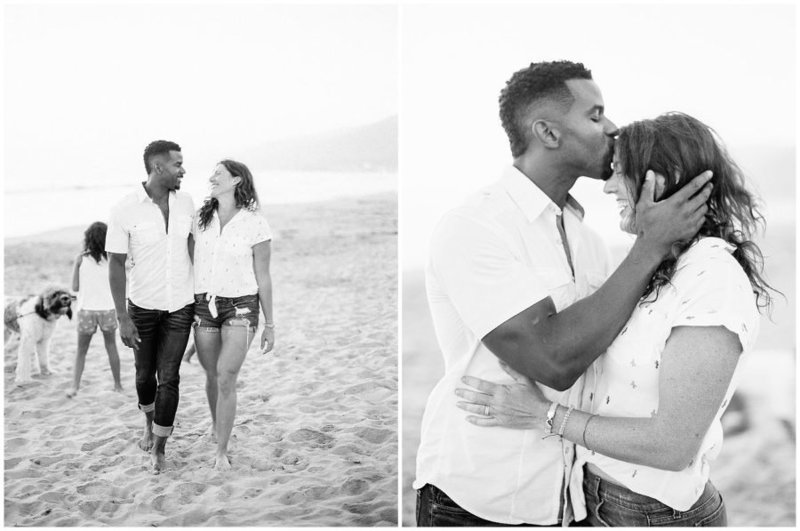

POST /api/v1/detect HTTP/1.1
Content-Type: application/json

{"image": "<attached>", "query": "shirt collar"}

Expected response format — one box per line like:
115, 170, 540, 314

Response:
498, 166, 585, 223
136, 182, 175, 205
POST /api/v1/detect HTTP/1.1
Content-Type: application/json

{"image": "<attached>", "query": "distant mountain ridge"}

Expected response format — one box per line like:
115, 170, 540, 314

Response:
237, 115, 397, 172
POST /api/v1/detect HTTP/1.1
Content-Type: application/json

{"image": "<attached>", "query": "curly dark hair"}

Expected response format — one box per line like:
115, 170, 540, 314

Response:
143, 140, 181, 174
499, 60, 593, 158
615, 112, 777, 312
197, 159, 260, 231
83, 221, 108, 263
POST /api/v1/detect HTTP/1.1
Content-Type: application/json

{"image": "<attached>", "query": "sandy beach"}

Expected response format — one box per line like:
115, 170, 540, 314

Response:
402, 221, 796, 526
4, 192, 398, 526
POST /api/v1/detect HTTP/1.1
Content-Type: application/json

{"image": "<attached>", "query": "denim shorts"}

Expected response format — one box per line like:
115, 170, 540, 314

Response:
582, 466, 726, 527
193, 293, 259, 330
77, 309, 117, 334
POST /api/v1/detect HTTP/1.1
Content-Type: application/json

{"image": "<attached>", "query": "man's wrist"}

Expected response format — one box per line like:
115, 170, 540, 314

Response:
629, 237, 667, 267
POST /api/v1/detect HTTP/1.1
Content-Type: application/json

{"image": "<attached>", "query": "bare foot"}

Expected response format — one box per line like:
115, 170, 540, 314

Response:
150, 436, 167, 474
113, 383, 123, 393
151, 449, 166, 474
139, 422, 154, 452
39, 368, 53, 376
214, 454, 231, 471
66, 387, 79, 398
207, 422, 217, 443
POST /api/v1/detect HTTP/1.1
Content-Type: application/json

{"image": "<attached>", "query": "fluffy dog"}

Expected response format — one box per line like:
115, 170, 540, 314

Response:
4, 288, 74, 385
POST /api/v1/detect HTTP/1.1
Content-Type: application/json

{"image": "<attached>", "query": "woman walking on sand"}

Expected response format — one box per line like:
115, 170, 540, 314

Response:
68, 221, 123, 397
192, 159, 274, 470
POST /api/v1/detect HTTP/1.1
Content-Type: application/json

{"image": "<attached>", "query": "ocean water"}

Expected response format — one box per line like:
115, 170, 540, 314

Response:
3, 171, 397, 239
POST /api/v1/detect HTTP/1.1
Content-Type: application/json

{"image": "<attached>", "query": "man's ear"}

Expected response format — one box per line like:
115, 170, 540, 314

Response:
532, 120, 560, 148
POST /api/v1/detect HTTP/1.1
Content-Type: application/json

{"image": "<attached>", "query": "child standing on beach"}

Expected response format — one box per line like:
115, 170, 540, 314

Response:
67, 222, 123, 398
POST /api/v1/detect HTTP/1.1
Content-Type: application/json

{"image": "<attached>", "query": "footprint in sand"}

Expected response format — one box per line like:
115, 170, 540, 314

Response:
279, 453, 310, 472
31, 455, 73, 466
5, 457, 24, 469
88, 456, 125, 472
177, 481, 209, 503
303, 485, 334, 500
340, 478, 369, 496
242, 487, 263, 499
353, 427, 393, 444
277, 490, 306, 505
6, 437, 29, 451
288, 428, 335, 449
76, 481, 107, 496
80, 436, 116, 452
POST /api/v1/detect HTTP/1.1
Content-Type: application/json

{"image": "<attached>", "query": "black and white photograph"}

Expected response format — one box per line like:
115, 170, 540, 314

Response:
400, 3, 795, 527
4, 2, 397, 526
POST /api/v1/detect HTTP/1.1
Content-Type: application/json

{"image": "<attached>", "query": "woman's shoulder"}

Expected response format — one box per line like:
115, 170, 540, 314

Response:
672, 237, 755, 305
241, 207, 271, 226
676, 237, 741, 274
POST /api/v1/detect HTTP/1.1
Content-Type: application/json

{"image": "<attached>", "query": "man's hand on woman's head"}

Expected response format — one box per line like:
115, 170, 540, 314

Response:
634, 169, 713, 258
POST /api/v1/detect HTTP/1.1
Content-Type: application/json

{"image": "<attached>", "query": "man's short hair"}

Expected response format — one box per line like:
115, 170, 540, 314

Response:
499, 61, 593, 158
143, 140, 181, 174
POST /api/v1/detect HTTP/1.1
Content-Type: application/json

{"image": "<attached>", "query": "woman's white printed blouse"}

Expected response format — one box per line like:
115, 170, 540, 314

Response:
576, 237, 760, 511
193, 208, 272, 298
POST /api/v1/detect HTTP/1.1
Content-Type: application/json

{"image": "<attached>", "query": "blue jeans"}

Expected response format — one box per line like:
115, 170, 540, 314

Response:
128, 301, 193, 435
582, 467, 727, 527
416, 484, 561, 527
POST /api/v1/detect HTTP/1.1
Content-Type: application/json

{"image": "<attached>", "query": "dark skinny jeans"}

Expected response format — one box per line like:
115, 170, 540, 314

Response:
128, 301, 193, 434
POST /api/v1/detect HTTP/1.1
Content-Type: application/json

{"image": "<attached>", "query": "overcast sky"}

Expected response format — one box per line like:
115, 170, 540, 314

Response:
4, 3, 398, 190
399, 2, 796, 267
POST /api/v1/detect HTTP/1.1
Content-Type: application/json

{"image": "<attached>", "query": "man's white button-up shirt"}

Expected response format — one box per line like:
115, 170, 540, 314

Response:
106, 185, 195, 312
414, 166, 612, 525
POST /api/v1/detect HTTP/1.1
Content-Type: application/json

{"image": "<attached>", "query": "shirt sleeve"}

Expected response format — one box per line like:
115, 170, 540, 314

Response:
191, 211, 199, 240
429, 212, 550, 339
105, 203, 129, 254
250, 212, 273, 246
670, 243, 759, 352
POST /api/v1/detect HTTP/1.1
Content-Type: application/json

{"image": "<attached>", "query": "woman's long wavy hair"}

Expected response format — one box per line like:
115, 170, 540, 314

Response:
83, 221, 108, 263
616, 112, 776, 313
197, 159, 260, 230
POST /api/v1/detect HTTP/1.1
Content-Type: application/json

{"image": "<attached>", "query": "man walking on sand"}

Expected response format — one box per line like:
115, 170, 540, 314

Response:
107, 140, 195, 473
414, 61, 713, 525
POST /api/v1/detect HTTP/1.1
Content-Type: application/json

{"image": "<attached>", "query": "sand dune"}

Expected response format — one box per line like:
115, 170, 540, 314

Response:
4, 193, 398, 526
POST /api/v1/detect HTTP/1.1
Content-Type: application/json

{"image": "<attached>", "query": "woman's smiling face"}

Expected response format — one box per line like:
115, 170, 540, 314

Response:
209, 163, 240, 198
603, 155, 636, 234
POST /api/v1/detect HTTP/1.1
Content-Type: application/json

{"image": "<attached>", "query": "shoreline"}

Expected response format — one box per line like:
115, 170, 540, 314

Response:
4, 191, 396, 245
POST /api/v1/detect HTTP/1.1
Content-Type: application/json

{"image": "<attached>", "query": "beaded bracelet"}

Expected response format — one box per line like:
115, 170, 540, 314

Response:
558, 406, 574, 437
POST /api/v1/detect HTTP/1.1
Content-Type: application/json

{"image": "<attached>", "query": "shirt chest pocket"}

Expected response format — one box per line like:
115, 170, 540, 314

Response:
536, 267, 575, 312
131, 222, 163, 245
